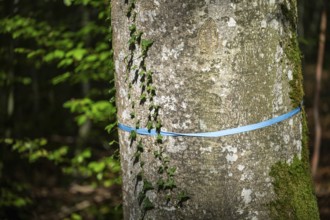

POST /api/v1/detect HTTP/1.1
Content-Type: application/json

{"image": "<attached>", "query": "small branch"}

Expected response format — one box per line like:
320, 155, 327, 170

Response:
312, 1, 327, 177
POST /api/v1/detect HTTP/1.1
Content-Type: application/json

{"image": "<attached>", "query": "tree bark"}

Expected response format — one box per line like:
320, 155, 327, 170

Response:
112, 0, 319, 219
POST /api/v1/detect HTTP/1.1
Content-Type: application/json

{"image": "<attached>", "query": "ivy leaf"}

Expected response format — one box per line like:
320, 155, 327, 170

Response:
128, 37, 136, 48
137, 140, 144, 152
156, 119, 162, 132
140, 93, 147, 104
147, 85, 156, 95
135, 120, 140, 129
157, 178, 165, 190
146, 120, 153, 131
126, 2, 135, 17
141, 39, 153, 55
164, 177, 176, 190
134, 151, 141, 164
158, 166, 164, 174
143, 180, 154, 192
142, 197, 154, 211
156, 134, 163, 144
154, 150, 162, 159
136, 31, 143, 43
146, 70, 153, 82
177, 191, 190, 207
163, 156, 170, 163
141, 39, 153, 50
167, 167, 176, 177
130, 130, 137, 141
129, 24, 136, 35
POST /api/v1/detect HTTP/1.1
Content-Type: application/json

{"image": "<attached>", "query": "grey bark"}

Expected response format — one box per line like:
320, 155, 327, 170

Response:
112, 0, 318, 219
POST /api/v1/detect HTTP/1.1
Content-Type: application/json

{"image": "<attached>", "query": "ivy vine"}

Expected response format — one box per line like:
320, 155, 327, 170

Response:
124, 0, 189, 218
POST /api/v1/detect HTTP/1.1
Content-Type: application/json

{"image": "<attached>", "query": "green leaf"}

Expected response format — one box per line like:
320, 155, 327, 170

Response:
146, 121, 153, 131
47, 146, 68, 163
137, 140, 144, 152
143, 180, 154, 192
76, 115, 88, 125
156, 134, 163, 144
156, 119, 162, 131
142, 197, 154, 211
71, 213, 82, 220
57, 58, 73, 68
147, 85, 156, 95
64, 0, 72, 6
140, 93, 147, 104
4, 138, 14, 144
135, 120, 140, 129
130, 130, 137, 141
154, 150, 162, 159
141, 39, 153, 52
51, 72, 71, 85
44, 50, 65, 62
96, 172, 103, 180
164, 177, 176, 190
105, 122, 117, 133
157, 178, 165, 190
167, 167, 176, 177
13, 198, 29, 207
158, 166, 164, 174
129, 24, 136, 34
66, 48, 87, 61
88, 161, 105, 173
134, 151, 141, 163
177, 191, 190, 206
85, 54, 98, 62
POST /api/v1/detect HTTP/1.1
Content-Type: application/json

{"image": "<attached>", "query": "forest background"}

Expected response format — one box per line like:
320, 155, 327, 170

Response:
0, 0, 329, 219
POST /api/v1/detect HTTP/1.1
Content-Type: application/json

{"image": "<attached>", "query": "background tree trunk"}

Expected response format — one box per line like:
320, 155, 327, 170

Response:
112, 0, 319, 219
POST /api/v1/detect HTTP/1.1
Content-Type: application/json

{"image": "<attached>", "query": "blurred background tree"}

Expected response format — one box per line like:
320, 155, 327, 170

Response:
0, 0, 329, 219
299, 1, 330, 218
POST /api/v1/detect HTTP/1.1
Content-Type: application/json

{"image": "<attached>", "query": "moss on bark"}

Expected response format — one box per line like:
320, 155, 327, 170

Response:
269, 154, 319, 220
285, 33, 304, 108
269, 1, 319, 218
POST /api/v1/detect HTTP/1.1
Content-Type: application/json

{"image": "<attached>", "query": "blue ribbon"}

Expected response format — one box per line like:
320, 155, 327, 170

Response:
118, 106, 301, 138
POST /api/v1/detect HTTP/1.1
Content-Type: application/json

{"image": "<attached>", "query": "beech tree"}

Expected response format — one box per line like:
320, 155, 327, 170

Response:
112, 0, 319, 219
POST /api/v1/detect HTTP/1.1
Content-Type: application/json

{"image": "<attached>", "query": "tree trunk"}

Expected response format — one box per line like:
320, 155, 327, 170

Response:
112, 0, 319, 219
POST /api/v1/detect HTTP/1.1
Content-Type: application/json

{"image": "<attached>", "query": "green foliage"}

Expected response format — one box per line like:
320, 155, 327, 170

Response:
0, 182, 32, 208
0, 0, 120, 219
64, 98, 116, 125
